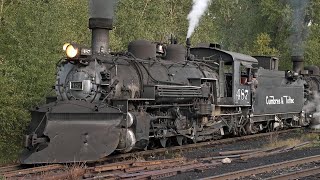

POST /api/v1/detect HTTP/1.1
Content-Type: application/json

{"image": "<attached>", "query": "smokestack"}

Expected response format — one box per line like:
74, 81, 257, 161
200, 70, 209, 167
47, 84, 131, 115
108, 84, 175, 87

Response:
292, 56, 304, 73
89, 0, 118, 54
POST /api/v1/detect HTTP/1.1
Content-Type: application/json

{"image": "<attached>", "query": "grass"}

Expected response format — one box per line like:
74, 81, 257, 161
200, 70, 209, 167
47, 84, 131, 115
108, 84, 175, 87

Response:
0, 145, 21, 165
36, 163, 86, 180
65, 163, 86, 180
265, 138, 303, 149
302, 133, 320, 142
125, 155, 145, 162
265, 130, 320, 149
164, 150, 182, 159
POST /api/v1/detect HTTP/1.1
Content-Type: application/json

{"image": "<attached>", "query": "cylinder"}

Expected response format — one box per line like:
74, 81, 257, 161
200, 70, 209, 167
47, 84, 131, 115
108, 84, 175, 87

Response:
126, 112, 134, 127
117, 129, 136, 153
88, 0, 118, 54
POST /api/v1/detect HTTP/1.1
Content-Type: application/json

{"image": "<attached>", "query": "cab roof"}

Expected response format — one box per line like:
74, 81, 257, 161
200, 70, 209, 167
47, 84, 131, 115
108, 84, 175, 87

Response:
190, 47, 258, 64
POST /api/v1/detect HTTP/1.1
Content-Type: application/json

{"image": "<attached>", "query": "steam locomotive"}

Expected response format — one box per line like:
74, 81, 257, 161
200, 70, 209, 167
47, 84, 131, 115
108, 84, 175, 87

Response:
20, 1, 315, 164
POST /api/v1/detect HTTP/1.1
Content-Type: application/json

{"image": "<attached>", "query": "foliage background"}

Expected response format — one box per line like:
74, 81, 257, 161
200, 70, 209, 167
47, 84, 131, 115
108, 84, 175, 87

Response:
0, 0, 319, 163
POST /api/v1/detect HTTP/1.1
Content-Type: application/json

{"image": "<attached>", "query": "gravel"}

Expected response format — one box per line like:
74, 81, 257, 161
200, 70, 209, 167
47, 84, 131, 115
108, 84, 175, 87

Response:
159, 130, 320, 180
240, 162, 320, 180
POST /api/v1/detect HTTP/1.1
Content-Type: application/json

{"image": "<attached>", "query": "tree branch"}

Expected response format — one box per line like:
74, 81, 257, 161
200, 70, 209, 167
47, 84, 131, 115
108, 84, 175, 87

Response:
139, 0, 151, 23
0, 0, 4, 25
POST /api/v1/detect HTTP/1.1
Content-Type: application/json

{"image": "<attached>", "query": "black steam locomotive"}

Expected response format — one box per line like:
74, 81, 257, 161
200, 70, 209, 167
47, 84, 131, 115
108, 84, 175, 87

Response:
20, 1, 314, 164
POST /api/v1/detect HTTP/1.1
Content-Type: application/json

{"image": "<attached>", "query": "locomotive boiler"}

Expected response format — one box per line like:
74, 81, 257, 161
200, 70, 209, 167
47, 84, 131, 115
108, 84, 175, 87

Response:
20, 0, 312, 164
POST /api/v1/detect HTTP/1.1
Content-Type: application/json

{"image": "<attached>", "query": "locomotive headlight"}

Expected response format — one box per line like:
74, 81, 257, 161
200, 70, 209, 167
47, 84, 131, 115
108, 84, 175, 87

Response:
63, 43, 91, 60
66, 44, 79, 59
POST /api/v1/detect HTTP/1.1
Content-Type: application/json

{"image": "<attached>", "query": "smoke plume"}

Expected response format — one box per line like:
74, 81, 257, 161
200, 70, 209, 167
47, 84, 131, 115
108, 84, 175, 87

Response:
186, 0, 212, 38
303, 92, 320, 129
288, 0, 310, 56
303, 92, 320, 113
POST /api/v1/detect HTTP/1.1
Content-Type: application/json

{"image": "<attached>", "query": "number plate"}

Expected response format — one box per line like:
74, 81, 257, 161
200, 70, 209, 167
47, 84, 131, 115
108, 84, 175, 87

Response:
70, 81, 83, 90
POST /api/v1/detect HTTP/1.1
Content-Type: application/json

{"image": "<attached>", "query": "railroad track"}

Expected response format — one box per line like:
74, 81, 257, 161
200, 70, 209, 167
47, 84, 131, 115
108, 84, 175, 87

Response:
0, 129, 302, 179
99, 128, 298, 162
1, 164, 65, 179
201, 154, 320, 180
1, 143, 312, 180
265, 166, 320, 180
0, 164, 21, 174
81, 140, 312, 180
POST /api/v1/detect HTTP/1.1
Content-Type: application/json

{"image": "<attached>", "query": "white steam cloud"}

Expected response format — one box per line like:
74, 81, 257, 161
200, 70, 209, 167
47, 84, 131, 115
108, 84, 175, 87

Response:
303, 92, 320, 129
186, 0, 212, 38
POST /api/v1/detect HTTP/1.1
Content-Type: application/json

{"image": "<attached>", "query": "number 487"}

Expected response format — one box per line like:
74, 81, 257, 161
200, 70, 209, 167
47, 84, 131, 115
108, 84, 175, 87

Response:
236, 89, 249, 100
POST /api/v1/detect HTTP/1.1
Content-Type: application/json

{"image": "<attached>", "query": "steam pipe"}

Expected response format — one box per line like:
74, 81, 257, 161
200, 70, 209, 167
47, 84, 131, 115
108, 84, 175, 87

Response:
186, 38, 191, 60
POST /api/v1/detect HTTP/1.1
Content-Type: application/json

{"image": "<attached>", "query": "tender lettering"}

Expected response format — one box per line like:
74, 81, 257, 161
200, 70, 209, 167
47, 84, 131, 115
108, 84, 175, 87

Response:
266, 95, 295, 105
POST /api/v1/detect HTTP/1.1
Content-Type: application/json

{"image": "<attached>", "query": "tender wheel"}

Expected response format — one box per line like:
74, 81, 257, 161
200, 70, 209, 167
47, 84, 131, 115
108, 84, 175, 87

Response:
245, 123, 258, 134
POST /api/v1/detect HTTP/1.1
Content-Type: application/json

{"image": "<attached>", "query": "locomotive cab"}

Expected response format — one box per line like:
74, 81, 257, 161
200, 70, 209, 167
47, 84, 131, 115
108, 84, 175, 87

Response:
190, 46, 258, 106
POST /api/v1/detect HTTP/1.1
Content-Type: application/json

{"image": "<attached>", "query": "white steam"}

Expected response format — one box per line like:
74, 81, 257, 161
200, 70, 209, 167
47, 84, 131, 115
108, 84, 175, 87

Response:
303, 92, 320, 129
303, 92, 320, 113
186, 0, 212, 38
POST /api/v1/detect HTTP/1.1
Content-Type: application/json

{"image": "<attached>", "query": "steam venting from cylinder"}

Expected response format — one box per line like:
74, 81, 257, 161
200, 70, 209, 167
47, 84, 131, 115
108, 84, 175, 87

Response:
186, 0, 212, 38
89, 0, 118, 54
288, 0, 310, 73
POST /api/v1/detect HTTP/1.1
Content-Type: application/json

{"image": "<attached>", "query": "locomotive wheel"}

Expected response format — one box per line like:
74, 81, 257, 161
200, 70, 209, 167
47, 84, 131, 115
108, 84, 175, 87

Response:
239, 126, 247, 136
160, 137, 175, 148
266, 122, 274, 132
176, 136, 187, 146
160, 138, 167, 148
147, 139, 157, 150
299, 117, 310, 127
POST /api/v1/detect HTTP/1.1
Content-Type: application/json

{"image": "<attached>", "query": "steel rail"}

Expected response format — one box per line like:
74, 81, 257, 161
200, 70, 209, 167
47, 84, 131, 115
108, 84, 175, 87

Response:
200, 154, 320, 180
3, 164, 64, 178
0, 164, 21, 174
265, 166, 320, 180
99, 129, 297, 162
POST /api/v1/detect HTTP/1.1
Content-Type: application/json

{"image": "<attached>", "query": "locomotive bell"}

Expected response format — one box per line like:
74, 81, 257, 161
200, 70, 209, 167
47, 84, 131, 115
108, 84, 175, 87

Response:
156, 44, 164, 54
